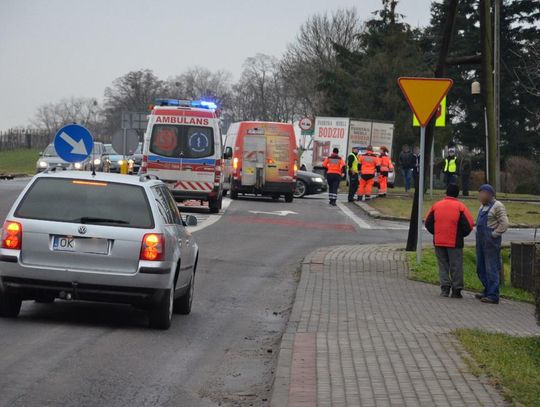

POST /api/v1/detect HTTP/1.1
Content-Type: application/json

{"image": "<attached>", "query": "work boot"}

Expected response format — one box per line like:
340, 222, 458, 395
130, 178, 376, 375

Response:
440, 287, 450, 297
480, 297, 499, 304
451, 289, 463, 299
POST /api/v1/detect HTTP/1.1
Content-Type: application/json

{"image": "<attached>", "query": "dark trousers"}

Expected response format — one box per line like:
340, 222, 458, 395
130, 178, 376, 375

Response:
445, 173, 458, 187
326, 173, 341, 203
348, 173, 359, 201
461, 174, 470, 196
435, 246, 464, 290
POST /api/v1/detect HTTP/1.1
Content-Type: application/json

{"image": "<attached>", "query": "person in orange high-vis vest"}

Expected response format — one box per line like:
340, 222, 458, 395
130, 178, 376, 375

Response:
322, 148, 346, 206
378, 146, 394, 197
357, 145, 380, 201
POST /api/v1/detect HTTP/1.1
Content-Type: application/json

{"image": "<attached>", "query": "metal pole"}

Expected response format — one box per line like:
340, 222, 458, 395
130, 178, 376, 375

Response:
484, 106, 490, 183
417, 126, 426, 264
494, 0, 501, 191
429, 135, 434, 198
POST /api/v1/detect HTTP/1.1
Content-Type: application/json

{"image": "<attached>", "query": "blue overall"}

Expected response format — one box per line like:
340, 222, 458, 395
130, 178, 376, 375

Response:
476, 202, 502, 301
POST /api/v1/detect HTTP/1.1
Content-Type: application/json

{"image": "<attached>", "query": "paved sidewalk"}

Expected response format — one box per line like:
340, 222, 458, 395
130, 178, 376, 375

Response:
272, 245, 540, 407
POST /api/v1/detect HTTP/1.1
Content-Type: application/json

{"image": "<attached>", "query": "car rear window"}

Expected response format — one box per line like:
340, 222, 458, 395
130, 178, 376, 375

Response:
15, 178, 154, 229
150, 124, 214, 159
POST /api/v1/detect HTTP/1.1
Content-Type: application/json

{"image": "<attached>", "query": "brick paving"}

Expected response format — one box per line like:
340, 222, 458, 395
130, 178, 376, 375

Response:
272, 245, 540, 407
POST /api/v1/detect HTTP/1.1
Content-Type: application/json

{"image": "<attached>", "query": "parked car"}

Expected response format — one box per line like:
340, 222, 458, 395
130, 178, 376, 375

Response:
129, 143, 143, 174
0, 171, 199, 329
102, 144, 124, 173
294, 170, 328, 198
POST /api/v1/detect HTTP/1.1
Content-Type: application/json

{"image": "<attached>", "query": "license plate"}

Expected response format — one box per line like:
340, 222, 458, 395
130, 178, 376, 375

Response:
52, 236, 109, 255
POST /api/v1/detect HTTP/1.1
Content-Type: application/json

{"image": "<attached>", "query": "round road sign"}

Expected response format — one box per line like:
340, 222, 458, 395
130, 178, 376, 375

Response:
112, 129, 139, 155
299, 117, 314, 131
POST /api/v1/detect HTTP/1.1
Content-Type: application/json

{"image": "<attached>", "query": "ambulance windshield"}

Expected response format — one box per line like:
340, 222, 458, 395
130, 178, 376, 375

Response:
150, 125, 214, 159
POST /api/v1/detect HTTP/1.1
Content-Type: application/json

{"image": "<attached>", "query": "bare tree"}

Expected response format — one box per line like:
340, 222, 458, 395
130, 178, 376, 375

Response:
168, 67, 233, 108
230, 54, 297, 123
512, 41, 540, 98
280, 8, 364, 116
32, 97, 103, 140
103, 69, 168, 135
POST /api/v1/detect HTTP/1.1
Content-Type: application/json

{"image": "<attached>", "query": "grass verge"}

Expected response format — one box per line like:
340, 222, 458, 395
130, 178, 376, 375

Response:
456, 329, 540, 406
407, 247, 534, 303
0, 149, 40, 175
370, 196, 540, 226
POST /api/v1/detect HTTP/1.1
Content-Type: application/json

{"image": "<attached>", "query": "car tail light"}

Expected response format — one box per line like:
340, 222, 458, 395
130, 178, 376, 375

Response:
140, 155, 148, 174
1, 221, 22, 250
140, 233, 164, 261
293, 163, 298, 180
214, 159, 222, 185
233, 157, 238, 170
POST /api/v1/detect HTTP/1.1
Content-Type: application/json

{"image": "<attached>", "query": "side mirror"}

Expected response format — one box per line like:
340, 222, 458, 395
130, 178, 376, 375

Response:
185, 215, 198, 227
223, 147, 233, 160
39, 151, 43, 156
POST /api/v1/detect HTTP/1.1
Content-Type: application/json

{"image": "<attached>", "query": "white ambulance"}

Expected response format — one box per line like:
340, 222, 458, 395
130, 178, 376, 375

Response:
140, 99, 224, 213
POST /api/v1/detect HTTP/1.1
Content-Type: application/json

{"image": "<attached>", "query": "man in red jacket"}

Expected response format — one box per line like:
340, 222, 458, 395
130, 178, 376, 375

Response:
425, 184, 475, 298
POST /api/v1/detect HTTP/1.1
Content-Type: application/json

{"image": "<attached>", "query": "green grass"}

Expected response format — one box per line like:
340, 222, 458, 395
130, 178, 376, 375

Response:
456, 329, 540, 406
407, 247, 534, 303
0, 149, 40, 175
370, 196, 540, 226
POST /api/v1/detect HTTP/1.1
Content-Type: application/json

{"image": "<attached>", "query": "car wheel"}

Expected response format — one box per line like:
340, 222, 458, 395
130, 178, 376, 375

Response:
209, 198, 221, 213
294, 180, 307, 198
148, 288, 173, 330
230, 190, 238, 200
285, 193, 294, 203
174, 269, 195, 315
271, 194, 280, 201
0, 291, 22, 318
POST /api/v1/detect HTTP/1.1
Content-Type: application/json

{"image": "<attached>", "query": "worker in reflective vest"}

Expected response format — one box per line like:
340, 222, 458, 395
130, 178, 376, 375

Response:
322, 148, 346, 206
378, 146, 394, 197
443, 147, 458, 187
357, 145, 381, 201
347, 147, 360, 202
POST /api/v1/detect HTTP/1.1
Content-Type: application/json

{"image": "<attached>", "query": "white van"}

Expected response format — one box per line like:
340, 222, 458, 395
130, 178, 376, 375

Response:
140, 99, 224, 213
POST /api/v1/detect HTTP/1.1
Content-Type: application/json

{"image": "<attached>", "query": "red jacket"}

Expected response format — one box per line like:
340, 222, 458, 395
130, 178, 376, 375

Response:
425, 197, 474, 248
323, 154, 345, 175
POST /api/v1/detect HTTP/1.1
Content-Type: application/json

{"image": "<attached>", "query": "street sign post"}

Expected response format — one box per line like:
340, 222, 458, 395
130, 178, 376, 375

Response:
53, 124, 93, 163
398, 77, 453, 263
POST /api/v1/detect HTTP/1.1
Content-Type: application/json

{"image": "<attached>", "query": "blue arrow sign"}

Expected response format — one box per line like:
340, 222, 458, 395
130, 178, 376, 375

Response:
53, 124, 93, 163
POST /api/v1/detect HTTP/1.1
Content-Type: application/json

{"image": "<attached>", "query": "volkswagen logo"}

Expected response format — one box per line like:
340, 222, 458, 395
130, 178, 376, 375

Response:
78, 226, 87, 235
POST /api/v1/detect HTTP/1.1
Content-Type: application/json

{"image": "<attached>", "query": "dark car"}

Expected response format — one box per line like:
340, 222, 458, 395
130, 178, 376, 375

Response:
294, 170, 328, 198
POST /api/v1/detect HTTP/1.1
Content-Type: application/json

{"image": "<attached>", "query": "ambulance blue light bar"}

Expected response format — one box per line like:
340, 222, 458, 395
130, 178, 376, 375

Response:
155, 99, 218, 110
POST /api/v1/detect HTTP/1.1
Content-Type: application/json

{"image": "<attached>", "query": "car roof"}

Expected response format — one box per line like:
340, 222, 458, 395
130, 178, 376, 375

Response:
34, 170, 163, 187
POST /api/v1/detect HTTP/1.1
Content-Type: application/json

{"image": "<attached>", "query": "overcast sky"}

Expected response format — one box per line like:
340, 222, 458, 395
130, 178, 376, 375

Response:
0, 0, 432, 130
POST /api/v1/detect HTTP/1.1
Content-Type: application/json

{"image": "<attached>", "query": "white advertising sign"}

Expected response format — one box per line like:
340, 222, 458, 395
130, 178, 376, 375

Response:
313, 117, 350, 167
370, 122, 395, 154
348, 120, 372, 151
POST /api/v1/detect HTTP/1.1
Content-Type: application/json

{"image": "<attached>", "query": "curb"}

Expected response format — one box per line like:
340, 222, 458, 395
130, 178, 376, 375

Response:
354, 200, 539, 229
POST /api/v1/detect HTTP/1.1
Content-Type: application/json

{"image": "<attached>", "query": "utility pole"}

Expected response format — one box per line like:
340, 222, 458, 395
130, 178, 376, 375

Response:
480, 0, 498, 190
493, 0, 501, 191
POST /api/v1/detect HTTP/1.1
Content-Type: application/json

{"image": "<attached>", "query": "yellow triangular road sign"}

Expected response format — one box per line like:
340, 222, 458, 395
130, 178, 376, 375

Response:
413, 96, 446, 127
398, 77, 453, 127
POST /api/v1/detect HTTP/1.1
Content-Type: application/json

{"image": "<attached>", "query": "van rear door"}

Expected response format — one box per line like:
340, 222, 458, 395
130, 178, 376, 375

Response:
147, 124, 216, 193
242, 133, 266, 188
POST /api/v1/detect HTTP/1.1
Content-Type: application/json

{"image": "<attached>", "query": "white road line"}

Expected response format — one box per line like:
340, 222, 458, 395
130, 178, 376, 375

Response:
337, 201, 372, 230
190, 198, 232, 233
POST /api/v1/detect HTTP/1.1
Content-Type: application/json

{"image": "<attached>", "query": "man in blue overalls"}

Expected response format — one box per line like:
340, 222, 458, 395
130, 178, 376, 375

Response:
475, 184, 509, 304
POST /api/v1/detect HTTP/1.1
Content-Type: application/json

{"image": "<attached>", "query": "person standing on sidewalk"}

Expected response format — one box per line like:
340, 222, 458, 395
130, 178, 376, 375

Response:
322, 148, 345, 206
475, 184, 509, 304
399, 144, 414, 192
357, 145, 380, 201
378, 146, 393, 197
425, 184, 475, 298
347, 146, 360, 202
443, 147, 459, 187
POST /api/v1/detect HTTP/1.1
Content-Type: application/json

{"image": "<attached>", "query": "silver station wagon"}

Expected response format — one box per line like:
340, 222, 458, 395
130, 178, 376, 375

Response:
0, 171, 199, 329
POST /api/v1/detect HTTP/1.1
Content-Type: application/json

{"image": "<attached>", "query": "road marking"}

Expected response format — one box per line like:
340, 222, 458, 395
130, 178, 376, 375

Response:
248, 210, 298, 217
227, 215, 355, 231
189, 198, 231, 233
59, 132, 88, 155
337, 201, 373, 230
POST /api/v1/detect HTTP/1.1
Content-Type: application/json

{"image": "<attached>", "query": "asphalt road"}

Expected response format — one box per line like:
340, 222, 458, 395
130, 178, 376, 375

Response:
0, 178, 536, 407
